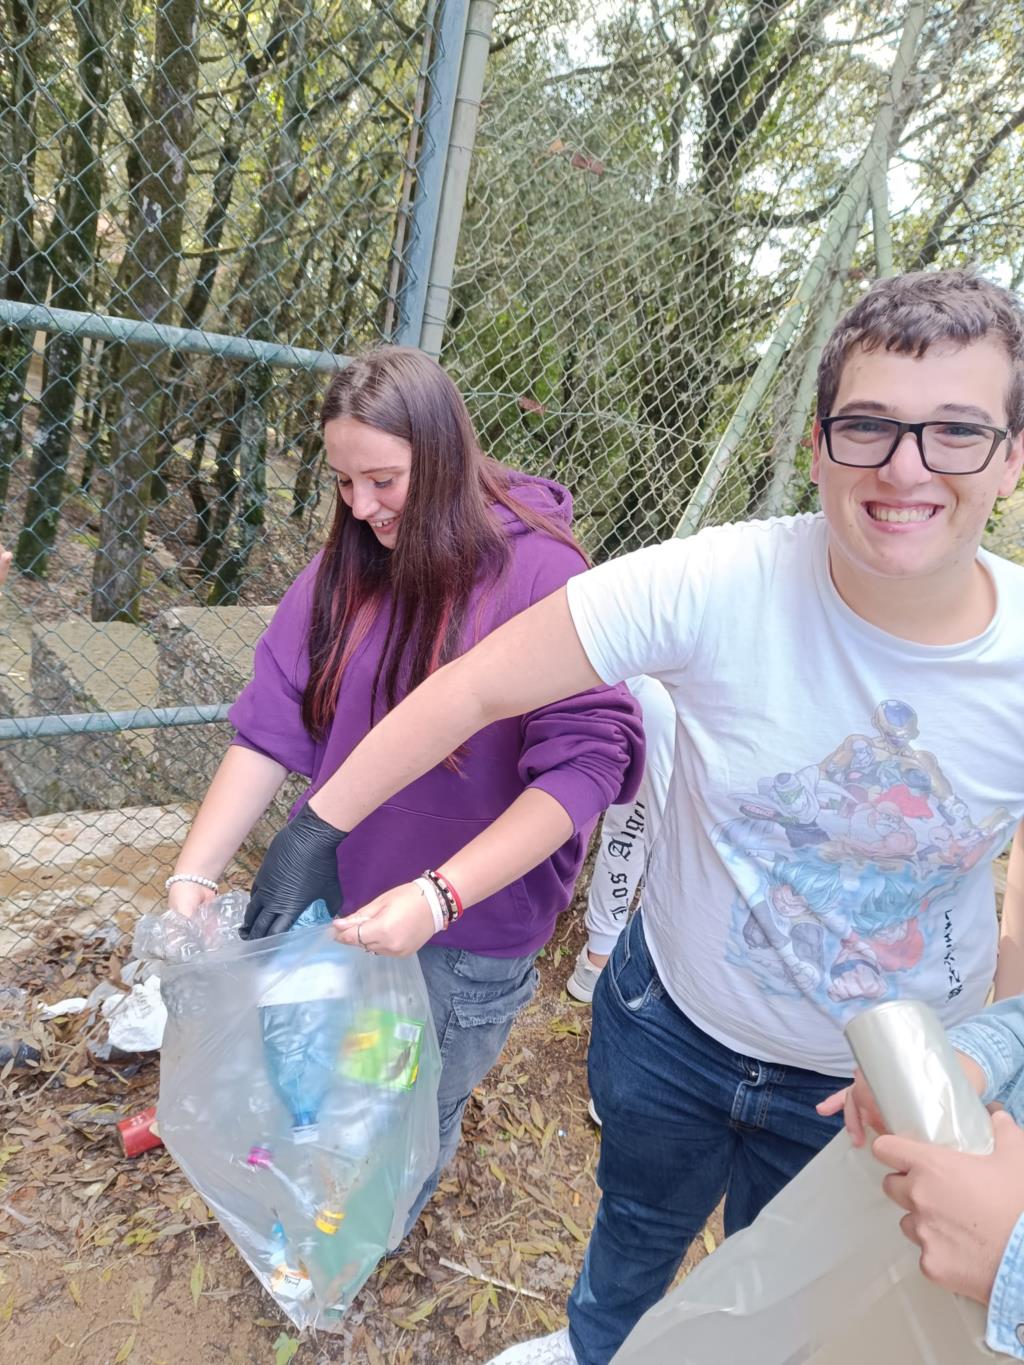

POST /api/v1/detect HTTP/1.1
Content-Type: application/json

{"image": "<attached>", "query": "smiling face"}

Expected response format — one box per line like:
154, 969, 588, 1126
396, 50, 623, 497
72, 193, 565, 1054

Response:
812, 337, 1024, 612
323, 415, 413, 548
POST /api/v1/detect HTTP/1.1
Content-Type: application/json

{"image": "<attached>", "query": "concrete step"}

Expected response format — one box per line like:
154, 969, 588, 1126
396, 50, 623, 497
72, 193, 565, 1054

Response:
0, 593, 165, 814
0, 802, 258, 957
0, 597, 283, 819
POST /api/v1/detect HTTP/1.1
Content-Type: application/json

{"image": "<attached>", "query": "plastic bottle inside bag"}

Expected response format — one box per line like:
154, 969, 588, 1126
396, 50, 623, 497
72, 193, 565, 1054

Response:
266, 1218, 314, 1304
256, 901, 351, 1142
153, 888, 442, 1330
294, 1007, 427, 1306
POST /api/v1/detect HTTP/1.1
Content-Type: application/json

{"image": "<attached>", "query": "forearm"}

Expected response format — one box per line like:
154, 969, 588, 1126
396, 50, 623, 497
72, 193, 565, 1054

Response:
438, 788, 574, 910
308, 587, 600, 832
585, 797, 647, 954
949, 999, 1024, 1105
174, 745, 289, 881
995, 823, 1024, 1001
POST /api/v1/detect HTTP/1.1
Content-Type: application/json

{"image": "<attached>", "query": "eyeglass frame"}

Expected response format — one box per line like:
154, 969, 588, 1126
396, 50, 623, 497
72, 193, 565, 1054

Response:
818, 414, 1010, 475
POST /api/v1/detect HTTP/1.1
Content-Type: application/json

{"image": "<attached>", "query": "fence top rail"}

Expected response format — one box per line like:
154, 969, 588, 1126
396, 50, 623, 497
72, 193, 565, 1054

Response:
0, 704, 233, 741
0, 299, 351, 375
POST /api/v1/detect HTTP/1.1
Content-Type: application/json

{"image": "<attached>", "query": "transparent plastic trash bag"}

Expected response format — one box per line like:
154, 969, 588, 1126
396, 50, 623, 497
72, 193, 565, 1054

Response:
150, 894, 441, 1331
613, 1000, 1009, 1364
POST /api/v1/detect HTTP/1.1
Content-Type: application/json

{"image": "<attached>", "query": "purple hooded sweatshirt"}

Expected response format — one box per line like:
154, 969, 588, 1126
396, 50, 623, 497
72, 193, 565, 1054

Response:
229, 474, 645, 957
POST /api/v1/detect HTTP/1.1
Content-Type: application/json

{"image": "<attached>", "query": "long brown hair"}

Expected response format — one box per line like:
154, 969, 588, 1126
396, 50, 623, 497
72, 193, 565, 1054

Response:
301, 347, 583, 739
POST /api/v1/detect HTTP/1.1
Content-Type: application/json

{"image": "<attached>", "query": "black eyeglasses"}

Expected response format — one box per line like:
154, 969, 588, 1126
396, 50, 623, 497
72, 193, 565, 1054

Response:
820, 415, 1009, 475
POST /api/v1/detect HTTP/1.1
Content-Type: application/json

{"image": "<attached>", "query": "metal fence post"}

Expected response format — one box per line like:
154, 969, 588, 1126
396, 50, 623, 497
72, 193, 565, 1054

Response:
417, 0, 496, 358
394, 0, 470, 347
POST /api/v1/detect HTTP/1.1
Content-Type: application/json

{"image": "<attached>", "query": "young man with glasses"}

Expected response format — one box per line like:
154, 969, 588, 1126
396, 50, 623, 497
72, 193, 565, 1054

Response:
244, 269, 1024, 1365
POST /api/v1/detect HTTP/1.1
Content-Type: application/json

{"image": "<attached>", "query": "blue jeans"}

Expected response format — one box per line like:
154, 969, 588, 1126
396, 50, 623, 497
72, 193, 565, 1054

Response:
402, 941, 539, 1233
568, 912, 848, 1365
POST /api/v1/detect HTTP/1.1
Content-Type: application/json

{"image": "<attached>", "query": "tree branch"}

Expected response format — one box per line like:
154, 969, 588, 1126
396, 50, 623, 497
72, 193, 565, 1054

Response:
748, 186, 842, 228
913, 102, 1024, 268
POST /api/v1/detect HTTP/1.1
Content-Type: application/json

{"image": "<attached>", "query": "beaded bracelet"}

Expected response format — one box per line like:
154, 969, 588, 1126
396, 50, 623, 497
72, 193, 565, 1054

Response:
421, 870, 455, 926
424, 868, 464, 925
165, 873, 219, 892
430, 868, 464, 920
413, 876, 448, 934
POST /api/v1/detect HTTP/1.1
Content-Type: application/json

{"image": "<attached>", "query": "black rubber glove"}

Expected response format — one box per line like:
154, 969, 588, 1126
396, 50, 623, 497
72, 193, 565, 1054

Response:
240, 803, 348, 940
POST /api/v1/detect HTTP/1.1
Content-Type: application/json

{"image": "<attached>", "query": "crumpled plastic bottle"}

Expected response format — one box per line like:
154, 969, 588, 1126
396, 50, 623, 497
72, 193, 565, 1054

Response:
134, 890, 249, 963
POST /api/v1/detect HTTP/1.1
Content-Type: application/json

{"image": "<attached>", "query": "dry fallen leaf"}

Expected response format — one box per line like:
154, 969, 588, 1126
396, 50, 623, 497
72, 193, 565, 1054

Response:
113, 1332, 135, 1363
390, 1295, 437, 1328
559, 1211, 587, 1243
273, 1332, 300, 1365
190, 1257, 205, 1308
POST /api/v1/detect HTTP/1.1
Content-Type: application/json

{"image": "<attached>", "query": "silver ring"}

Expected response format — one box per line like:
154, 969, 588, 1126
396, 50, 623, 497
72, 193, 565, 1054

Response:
356, 922, 364, 946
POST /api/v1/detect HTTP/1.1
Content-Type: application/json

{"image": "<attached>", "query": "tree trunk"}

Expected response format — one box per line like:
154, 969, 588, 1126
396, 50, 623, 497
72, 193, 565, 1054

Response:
208, 0, 311, 605
0, 0, 44, 513
291, 416, 321, 520
197, 395, 240, 583
152, 4, 291, 485
16, 0, 107, 576
90, 0, 200, 621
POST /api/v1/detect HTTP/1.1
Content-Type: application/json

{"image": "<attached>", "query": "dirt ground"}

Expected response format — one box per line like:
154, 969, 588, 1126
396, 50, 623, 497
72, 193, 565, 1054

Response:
0, 895, 720, 1365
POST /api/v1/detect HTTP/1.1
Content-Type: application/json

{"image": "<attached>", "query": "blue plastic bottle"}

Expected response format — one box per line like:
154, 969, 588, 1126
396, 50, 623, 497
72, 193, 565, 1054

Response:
256, 900, 349, 1142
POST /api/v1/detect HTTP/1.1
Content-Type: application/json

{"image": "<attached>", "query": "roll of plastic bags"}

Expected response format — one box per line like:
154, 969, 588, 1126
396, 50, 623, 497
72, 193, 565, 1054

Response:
147, 894, 441, 1331
613, 999, 1008, 1363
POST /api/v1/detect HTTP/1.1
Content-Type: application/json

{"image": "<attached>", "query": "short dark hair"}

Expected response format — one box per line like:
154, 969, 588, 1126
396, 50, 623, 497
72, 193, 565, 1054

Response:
817, 268, 1024, 433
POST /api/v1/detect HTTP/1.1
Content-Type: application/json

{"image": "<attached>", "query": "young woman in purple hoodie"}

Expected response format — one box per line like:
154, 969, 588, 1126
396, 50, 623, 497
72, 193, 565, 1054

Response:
167, 347, 644, 1226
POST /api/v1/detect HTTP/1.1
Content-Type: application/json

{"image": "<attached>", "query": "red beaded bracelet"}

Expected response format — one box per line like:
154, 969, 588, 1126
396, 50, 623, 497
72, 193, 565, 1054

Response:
425, 867, 464, 922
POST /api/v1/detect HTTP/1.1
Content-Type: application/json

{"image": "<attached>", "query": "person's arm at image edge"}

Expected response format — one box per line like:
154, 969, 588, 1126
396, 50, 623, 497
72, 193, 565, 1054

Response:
873, 1112, 1024, 1358
995, 822, 1024, 1001
309, 587, 602, 833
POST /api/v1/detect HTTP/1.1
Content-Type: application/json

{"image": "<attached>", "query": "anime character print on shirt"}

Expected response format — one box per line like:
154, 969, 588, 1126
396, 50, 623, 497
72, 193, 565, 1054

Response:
714, 700, 1013, 1016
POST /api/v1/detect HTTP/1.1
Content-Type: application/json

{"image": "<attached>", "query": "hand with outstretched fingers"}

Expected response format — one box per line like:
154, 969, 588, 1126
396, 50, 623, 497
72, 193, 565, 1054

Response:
240, 802, 347, 940
331, 881, 437, 958
873, 1109, 1024, 1306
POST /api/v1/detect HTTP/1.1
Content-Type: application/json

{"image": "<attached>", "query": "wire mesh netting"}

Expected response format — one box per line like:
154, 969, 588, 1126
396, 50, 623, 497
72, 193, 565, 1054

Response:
1, 0, 1024, 1065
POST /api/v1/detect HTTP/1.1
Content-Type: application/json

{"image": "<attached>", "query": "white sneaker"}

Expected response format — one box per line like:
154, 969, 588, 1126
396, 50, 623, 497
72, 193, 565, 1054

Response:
587, 1096, 602, 1127
566, 945, 603, 1003
487, 1327, 578, 1364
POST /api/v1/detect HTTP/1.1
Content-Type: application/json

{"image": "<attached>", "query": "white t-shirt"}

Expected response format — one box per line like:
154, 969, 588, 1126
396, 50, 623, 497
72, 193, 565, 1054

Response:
567, 513, 1024, 1076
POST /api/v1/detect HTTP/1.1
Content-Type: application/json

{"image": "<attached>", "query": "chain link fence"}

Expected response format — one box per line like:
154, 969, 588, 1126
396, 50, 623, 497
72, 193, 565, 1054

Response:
446, 0, 1024, 556
0, 0, 480, 963
2, 0, 1024, 1048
